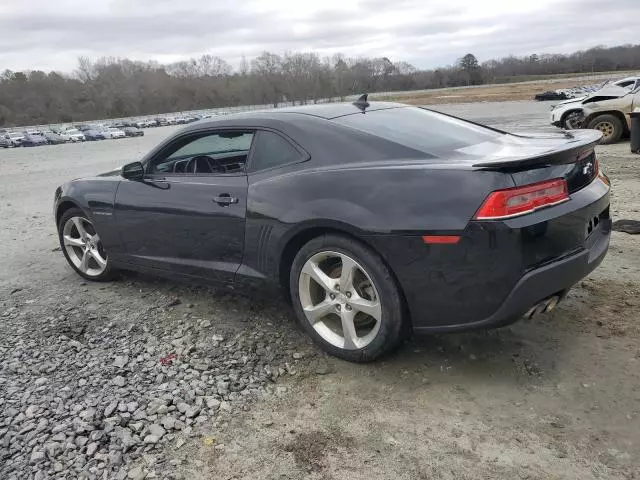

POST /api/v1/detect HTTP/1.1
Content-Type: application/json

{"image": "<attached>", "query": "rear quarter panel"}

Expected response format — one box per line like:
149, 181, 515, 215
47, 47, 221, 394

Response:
243, 163, 512, 279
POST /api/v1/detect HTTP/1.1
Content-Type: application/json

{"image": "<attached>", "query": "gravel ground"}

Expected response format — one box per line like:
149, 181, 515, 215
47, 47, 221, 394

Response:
1, 100, 639, 479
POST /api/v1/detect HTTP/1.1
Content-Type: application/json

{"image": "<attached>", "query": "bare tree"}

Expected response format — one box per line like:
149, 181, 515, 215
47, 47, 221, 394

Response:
2, 43, 640, 127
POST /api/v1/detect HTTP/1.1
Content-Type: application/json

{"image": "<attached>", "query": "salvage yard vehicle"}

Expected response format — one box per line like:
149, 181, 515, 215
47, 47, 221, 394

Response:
550, 76, 640, 143
54, 99, 612, 362
83, 129, 105, 141
4, 131, 24, 147
44, 132, 67, 145
64, 128, 86, 142
123, 127, 144, 137
101, 127, 126, 139
21, 133, 48, 147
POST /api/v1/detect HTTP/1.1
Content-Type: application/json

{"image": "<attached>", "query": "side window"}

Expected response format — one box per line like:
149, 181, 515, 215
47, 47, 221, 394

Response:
151, 131, 254, 175
249, 131, 305, 172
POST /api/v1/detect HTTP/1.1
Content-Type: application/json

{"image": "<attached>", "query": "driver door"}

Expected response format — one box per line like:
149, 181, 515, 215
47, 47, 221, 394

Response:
113, 129, 254, 284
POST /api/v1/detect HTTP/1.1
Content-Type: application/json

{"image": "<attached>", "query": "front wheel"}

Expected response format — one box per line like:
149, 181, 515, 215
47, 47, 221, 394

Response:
587, 114, 624, 144
58, 207, 113, 281
562, 111, 584, 129
290, 234, 406, 362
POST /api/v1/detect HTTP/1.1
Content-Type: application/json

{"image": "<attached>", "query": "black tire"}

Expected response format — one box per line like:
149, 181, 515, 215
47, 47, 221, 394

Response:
289, 234, 406, 362
587, 114, 624, 144
58, 207, 114, 281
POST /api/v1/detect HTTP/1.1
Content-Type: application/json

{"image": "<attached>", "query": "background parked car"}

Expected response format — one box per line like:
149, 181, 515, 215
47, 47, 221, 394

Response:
0, 136, 9, 148
123, 127, 144, 137
100, 127, 126, 139
24, 128, 42, 136
44, 132, 67, 145
5, 132, 25, 147
84, 130, 105, 141
21, 134, 48, 147
55, 131, 72, 142
64, 128, 86, 142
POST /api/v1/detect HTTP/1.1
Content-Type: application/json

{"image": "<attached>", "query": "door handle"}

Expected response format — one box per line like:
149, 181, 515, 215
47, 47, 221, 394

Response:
143, 177, 170, 190
214, 193, 239, 206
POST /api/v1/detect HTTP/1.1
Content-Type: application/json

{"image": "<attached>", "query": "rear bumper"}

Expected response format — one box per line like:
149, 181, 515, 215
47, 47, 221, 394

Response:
413, 216, 611, 334
366, 176, 611, 333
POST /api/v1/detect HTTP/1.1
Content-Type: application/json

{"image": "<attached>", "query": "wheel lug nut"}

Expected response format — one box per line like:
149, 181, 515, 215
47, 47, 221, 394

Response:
329, 294, 335, 300
346, 292, 352, 298
335, 304, 341, 311
335, 285, 340, 291
345, 305, 352, 311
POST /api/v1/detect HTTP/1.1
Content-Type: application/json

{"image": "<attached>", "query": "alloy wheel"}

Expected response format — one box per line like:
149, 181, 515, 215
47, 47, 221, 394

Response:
62, 216, 108, 277
595, 121, 614, 139
298, 251, 382, 350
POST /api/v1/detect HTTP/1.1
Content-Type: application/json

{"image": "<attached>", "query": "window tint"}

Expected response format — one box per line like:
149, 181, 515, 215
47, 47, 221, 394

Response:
152, 131, 254, 175
249, 131, 303, 172
333, 107, 503, 155
168, 132, 253, 159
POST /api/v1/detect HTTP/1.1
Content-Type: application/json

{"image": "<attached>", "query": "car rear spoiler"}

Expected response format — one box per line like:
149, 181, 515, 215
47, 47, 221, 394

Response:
472, 130, 602, 170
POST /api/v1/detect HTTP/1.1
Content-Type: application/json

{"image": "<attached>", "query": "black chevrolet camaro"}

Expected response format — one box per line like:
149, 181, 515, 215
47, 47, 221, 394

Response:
54, 99, 611, 361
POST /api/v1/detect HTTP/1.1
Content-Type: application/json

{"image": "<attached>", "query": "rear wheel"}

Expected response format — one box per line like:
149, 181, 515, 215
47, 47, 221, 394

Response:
587, 114, 623, 144
290, 234, 406, 362
58, 207, 113, 281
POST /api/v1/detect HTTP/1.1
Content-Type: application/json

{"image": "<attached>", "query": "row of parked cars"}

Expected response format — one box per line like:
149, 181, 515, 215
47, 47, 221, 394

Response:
1, 112, 217, 148
0, 125, 144, 148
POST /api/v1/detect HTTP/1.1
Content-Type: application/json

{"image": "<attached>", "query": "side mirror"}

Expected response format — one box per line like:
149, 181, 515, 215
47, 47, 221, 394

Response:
121, 161, 145, 181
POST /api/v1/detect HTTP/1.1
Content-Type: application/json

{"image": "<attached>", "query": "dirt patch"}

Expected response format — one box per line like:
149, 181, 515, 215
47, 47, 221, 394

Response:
379, 79, 609, 105
283, 429, 353, 472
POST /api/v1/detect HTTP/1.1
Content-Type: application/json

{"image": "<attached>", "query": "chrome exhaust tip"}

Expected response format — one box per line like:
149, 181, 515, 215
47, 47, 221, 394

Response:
525, 295, 561, 319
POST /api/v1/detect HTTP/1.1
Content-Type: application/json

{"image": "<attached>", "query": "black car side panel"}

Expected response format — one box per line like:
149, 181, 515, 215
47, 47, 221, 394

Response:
366, 178, 610, 329
242, 164, 513, 282
56, 177, 122, 253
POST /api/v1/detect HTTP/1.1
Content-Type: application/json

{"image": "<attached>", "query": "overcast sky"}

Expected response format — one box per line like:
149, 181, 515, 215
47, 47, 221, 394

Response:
1, 0, 638, 73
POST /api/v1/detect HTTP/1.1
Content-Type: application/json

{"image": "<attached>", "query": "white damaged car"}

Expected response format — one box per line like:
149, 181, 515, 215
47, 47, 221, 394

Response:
549, 77, 640, 135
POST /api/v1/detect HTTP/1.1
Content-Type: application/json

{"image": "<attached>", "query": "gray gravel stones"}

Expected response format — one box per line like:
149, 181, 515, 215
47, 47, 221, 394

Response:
0, 288, 312, 479
114, 355, 129, 368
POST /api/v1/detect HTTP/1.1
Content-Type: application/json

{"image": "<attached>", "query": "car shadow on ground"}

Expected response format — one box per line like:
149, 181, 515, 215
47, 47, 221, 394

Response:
106, 270, 572, 392
113, 272, 571, 381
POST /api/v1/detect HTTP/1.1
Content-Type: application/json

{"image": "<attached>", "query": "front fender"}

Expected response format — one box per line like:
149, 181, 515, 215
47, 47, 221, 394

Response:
55, 178, 122, 252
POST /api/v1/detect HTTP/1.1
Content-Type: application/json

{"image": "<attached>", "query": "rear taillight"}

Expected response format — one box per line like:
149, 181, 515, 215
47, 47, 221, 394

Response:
475, 178, 569, 220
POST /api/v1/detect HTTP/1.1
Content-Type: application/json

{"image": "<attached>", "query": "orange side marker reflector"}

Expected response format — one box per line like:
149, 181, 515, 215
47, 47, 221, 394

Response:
422, 235, 461, 245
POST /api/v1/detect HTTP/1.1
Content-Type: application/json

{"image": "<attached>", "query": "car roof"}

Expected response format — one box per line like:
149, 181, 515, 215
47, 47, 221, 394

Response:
182, 101, 407, 131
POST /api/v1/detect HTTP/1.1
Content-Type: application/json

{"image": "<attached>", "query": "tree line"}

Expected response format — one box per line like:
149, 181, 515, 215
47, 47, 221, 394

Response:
1, 43, 639, 127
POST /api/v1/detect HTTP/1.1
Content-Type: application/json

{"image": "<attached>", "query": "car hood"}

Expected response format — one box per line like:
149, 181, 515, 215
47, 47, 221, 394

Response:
580, 85, 630, 102
554, 96, 587, 106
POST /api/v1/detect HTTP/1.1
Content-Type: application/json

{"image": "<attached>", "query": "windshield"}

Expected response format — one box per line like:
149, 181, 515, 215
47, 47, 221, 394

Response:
333, 107, 504, 155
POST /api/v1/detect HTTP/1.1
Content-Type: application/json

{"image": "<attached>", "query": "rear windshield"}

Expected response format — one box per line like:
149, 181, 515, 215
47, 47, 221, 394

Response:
333, 107, 504, 155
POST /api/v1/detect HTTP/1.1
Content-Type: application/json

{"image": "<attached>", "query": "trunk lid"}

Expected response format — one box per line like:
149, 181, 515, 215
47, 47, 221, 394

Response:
462, 130, 601, 193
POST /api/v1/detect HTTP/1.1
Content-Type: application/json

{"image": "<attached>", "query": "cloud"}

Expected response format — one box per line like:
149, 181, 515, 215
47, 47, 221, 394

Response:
0, 0, 638, 73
